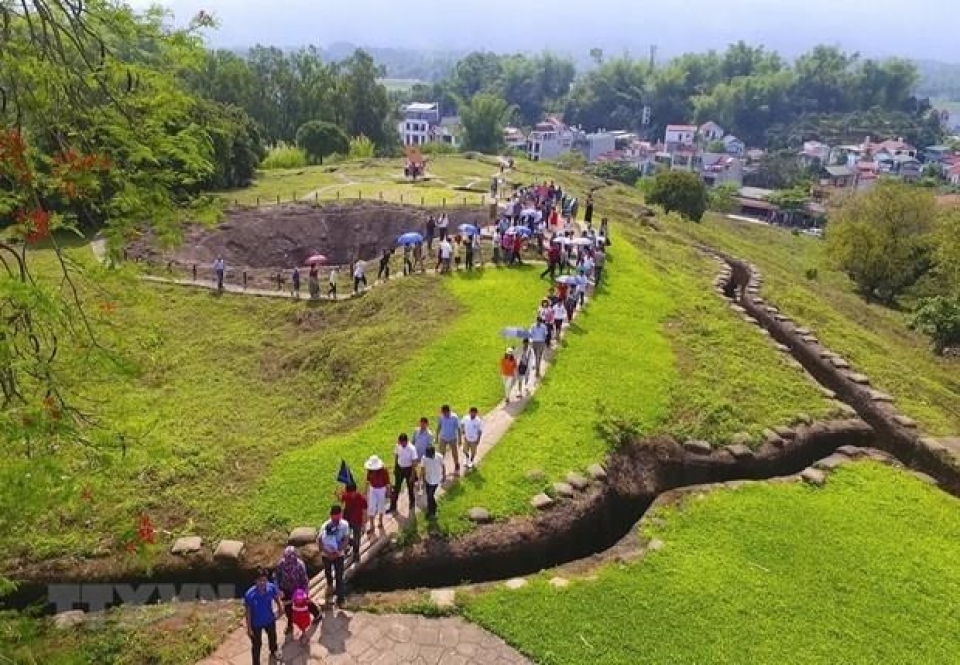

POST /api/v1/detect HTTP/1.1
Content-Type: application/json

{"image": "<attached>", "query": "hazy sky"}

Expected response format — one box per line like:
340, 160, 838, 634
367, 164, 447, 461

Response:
128, 0, 959, 61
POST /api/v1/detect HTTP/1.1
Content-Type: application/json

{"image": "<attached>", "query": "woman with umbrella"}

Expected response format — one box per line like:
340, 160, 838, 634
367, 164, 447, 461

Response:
398, 232, 422, 276
305, 254, 326, 300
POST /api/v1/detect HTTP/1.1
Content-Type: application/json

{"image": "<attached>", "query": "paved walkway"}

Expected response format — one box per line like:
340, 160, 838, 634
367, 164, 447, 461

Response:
202, 611, 531, 665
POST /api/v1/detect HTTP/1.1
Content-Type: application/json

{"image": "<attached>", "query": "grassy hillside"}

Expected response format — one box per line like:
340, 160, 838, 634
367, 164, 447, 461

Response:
464, 462, 960, 665
671, 213, 959, 435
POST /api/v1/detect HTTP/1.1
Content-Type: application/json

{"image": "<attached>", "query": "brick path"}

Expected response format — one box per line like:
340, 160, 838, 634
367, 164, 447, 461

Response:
202, 611, 530, 665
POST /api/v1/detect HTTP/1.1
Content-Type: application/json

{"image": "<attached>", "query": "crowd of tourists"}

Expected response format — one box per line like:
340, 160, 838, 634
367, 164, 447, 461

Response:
240, 181, 609, 665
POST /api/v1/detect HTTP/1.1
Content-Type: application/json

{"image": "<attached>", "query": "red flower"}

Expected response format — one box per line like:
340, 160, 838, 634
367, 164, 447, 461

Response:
18, 208, 51, 244
137, 514, 155, 544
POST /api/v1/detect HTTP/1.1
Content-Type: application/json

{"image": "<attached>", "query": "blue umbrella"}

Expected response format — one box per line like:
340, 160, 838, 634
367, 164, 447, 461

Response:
500, 326, 531, 340
397, 231, 423, 246
556, 275, 578, 285
506, 226, 532, 237
459, 223, 479, 236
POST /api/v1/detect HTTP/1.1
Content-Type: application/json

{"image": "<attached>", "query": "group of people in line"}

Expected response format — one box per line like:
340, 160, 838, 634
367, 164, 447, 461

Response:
241, 183, 608, 665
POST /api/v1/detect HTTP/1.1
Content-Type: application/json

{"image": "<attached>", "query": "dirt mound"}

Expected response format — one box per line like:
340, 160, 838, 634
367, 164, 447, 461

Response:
128, 201, 491, 269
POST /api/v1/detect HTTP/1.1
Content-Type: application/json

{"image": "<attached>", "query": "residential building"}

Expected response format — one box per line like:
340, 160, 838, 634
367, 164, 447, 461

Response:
431, 116, 461, 148
701, 153, 744, 188
892, 154, 922, 180
664, 124, 697, 152
699, 121, 725, 142
722, 135, 746, 157
924, 145, 954, 163
398, 102, 440, 146
525, 117, 575, 161
503, 127, 527, 150
823, 165, 857, 188
949, 163, 960, 186
573, 131, 617, 163
800, 141, 831, 167
745, 148, 766, 163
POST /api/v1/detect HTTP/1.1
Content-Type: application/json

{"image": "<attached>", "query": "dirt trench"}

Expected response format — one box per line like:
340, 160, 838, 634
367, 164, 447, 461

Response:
356, 420, 882, 591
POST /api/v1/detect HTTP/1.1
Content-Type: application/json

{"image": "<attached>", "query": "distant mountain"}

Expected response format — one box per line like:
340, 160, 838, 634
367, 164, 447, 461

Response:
915, 60, 960, 101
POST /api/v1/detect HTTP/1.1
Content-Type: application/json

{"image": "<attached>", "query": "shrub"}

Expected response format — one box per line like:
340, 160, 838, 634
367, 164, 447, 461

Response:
553, 151, 587, 171
260, 144, 308, 170
420, 142, 459, 156
911, 295, 960, 355
588, 162, 643, 185
805, 267, 818, 281
348, 135, 376, 160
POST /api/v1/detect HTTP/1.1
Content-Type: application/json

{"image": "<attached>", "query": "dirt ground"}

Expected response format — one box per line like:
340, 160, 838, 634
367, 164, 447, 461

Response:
127, 201, 492, 272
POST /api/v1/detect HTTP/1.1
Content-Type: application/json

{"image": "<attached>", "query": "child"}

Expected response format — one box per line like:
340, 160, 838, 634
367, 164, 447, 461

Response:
290, 588, 313, 644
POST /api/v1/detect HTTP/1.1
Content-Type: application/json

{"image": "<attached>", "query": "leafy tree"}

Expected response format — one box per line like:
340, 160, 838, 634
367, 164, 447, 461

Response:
934, 210, 960, 291
0, 0, 224, 449
705, 140, 727, 153
827, 181, 937, 304
460, 94, 513, 154
564, 58, 649, 132
647, 170, 708, 222
912, 296, 960, 355
589, 162, 643, 185
708, 183, 739, 213
296, 121, 349, 165
339, 50, 395, 150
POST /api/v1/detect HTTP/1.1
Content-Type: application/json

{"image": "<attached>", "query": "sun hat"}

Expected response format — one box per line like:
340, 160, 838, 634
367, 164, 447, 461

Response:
506, 347, 515, 355
364, 455, 384, 471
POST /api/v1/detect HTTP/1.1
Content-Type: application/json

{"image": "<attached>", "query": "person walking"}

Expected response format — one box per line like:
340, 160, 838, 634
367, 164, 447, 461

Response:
594, 246, 606, 287
421, 446, 443, 519
364, 455, 390, 533
425, 215, 436, 251
538, 298, 555, 347
388, 433, 419, 515
412, 417, 434, 489
552, 298, 567, 344
500, 348, 518, 403
403, 243, 413, 275
275, 546, 321, 635
213, 257, 225, 291
377, 248, 391, 282
516, 339, 535, 396
318, 506, 350, 607
244, 568, 284, 665
464, 234, 475, 271
327, 266, 338, 299
438, 238, 453, 274
340, 482, 367, 563
308, 265, 320, 300
436, 213, 449, 241
461, 406, 484, 469
541, 242, 560, 280
436, 404, 462, 480
413, 241, 425, 273
352, 259, 367, 294
529, 318, 548, 376
584, 195, 594, 225
291, 267, 301, 298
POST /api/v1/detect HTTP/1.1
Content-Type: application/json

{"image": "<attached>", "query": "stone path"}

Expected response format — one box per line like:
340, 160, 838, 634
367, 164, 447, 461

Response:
202, 611, 530, 665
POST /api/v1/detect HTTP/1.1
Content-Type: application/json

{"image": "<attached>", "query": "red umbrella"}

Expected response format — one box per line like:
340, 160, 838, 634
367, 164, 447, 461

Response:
305, 254, 328, 265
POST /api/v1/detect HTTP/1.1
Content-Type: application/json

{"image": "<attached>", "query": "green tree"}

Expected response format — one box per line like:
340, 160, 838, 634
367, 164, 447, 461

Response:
708, 183, 740, 213
647, 170, 708, 222
912, 296, 960, 354
338, 50, 395, 150
459, 94, 513, 154
827, 181, 937, 304
296, 121, 349, 165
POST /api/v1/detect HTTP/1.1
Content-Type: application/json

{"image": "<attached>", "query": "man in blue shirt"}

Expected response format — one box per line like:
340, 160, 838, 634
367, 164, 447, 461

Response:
529, 318, 549, 377
318, 505, 351, 607
244, 567, 284, 665
436, 404, 462, 481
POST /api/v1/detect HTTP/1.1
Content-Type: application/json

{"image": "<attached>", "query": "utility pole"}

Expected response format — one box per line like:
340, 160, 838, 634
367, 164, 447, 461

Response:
648, 45, 657, 71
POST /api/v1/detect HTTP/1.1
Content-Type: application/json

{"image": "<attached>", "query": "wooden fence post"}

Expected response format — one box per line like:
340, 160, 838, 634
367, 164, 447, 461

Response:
256, 197, 260, 206
276, 194, 280, 205
192, 264, 197, 281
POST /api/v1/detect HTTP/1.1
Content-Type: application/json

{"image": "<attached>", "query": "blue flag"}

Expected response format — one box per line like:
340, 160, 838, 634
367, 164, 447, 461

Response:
337, 460, 355, 486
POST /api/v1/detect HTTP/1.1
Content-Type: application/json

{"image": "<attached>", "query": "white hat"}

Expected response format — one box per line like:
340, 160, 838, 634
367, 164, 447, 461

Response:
506, 347, 515, 355
364, 455, 384, 471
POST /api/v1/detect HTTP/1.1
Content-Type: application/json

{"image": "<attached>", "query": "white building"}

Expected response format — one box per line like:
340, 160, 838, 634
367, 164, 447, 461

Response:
699, 121, 725, 142
573, 131, 617, 163
398, 102, 440, 146
664, 124, 697, 151
503, 126, 527, 150
722, 135, 746, 157
526, 118, 575, 161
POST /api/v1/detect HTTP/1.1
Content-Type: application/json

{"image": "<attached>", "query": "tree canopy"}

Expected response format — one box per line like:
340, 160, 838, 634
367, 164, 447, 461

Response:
296, 121, 349, 164
646, 170, 708, 222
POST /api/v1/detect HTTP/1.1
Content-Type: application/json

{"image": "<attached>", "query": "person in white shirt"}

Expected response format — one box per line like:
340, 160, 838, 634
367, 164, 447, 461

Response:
213, 257, 225, 291
388, 433, 419, 515
421, 446, 444, 519
552, 299, 567, 343
436, 214, 449, 241
516, 339, 535, 396
327, 266, 339, 299
438, 239, 453, 274
352, 260, 367, 294
460, 407, 484, 469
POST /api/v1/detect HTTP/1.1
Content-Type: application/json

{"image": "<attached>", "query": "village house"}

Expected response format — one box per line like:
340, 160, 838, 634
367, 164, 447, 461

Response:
924, 145, 954, 163
823, 165, 857, 189
699, 121, 724, 142
799, 141, 831, 167
525, 117, 575, 161
503, 127, 527, 150
664, 124, 697, 152
572, 131, 617, 163
398, 102, 440, 146
701, 154, 744, 188
949, 163, 960, 186
722, 135, 746, 157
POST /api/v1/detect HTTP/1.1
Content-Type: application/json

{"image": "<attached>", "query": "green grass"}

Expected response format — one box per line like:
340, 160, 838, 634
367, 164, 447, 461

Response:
432, 216, 833, 536
260, 144, 308, 170
1, 242, 539, 562
0, 602, 240, 664
463, 462, 960, 665
234, 266, 546, 534
674, 215, 960, 435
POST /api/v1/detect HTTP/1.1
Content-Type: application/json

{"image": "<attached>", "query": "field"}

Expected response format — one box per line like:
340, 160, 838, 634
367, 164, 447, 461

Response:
463, 461, 960, 665
433, 213, 835, 536
671, 214, 960, 435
